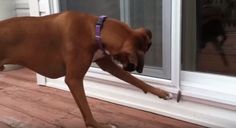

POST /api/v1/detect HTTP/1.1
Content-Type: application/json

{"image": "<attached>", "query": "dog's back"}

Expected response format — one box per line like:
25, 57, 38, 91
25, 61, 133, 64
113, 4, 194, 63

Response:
0, 12, 92, 77
0, 11, 132, 77
0, 14, 62, 74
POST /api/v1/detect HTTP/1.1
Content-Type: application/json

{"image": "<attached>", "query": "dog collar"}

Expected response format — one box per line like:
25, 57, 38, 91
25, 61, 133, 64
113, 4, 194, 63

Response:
95, 15, 109, 55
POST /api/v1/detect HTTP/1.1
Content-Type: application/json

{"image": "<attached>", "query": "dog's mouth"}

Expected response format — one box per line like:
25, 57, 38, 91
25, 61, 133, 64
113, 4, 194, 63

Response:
113, 53, 144, 73
123, 62, 143, 73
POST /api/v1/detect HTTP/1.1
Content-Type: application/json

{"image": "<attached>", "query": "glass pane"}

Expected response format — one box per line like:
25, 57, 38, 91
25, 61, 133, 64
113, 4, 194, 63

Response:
182, 0, 236, 77
129, 0, 163, 68
60, 0, 120, 19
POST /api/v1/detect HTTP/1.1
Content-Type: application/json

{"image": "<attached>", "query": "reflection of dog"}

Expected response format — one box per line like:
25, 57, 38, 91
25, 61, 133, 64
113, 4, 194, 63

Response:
200, 5, 228, 65
0, 11, 172, 128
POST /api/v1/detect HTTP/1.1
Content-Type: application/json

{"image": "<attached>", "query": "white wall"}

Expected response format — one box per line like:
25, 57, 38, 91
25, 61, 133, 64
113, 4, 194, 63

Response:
0, 0, 29, 19
0, 0, 16, 20
15, 0, 30, 16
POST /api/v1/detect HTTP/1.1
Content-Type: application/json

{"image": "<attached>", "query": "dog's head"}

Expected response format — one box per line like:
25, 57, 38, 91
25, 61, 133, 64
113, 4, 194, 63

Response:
113, 28, 152, 73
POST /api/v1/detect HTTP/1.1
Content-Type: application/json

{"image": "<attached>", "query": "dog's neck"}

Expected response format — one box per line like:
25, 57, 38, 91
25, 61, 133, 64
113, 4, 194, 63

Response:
99, 18, 133, 55
95, 16, 109, 56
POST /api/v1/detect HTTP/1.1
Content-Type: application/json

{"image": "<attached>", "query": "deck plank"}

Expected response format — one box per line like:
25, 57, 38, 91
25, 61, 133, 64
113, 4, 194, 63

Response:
0, 68, 204, 128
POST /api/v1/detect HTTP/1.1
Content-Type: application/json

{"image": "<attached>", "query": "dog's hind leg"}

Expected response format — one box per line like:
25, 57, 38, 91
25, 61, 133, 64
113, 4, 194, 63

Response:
96, 56, 173, 100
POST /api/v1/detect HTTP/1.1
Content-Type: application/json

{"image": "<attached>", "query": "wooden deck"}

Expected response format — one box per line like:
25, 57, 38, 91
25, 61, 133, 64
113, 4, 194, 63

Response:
0, 68, 204, 128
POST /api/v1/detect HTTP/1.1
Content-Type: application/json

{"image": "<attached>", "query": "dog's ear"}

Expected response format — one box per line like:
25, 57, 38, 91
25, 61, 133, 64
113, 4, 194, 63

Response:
135, 28, 152, 39
135, 28, 152, 52
144, 28, 152, 39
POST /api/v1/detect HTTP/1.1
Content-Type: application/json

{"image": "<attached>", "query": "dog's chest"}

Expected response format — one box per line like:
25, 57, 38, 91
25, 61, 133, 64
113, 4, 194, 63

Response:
92, 49, 107, 61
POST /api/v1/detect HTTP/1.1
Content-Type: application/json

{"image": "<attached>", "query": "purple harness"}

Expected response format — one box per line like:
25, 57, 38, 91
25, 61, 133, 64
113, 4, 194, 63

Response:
95, 15, 109, 55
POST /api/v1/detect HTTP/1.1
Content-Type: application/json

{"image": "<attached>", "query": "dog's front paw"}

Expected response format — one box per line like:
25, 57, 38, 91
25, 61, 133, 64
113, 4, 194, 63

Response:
148, 87, 173, 100
106, 124, 117, 128
158, 90, 173, 100
101, 124, 117, 128
164, 92, 173, 100
0, 66, 4, 71
88, 123, 117, 128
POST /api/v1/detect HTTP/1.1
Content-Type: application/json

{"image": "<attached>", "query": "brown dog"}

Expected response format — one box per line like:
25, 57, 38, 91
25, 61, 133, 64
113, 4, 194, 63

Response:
0, 11, 172, 128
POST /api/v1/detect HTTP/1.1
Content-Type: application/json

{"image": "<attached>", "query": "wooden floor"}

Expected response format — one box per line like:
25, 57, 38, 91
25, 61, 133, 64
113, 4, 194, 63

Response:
0, 68, 204, 128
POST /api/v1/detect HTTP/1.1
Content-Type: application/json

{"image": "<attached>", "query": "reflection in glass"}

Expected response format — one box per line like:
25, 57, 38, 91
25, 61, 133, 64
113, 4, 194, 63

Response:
182, 0, 236, 76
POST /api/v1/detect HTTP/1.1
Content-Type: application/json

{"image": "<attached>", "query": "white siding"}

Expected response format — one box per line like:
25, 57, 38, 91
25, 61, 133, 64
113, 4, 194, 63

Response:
15, 0, 29, 16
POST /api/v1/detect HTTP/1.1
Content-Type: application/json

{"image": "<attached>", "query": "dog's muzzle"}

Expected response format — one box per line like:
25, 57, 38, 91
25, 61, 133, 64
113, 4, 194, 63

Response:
123, 63, 136, 72
123, 52, 145, 73
136, 64, 144, 73
123, 61, 144, 73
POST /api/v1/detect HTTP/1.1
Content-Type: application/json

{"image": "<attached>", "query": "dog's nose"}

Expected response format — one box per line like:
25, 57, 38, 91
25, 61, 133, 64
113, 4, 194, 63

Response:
136, 66, 143, 73
136, 59, 144, 73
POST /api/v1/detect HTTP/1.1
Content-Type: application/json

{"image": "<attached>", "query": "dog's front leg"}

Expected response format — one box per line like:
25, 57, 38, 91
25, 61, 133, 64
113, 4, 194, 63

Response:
96, 56, 172, 100
64, 52, 115, 128
0, 65, 4, 71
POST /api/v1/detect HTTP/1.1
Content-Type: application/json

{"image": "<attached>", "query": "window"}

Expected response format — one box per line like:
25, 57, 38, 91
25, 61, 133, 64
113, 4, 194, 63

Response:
59, 0, 172, 79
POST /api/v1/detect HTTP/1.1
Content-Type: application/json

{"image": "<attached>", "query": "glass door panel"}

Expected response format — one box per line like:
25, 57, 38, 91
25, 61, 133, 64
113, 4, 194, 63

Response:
60, 0, 120, 19
128, 0, 171, 79
182, 0, 236, 77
